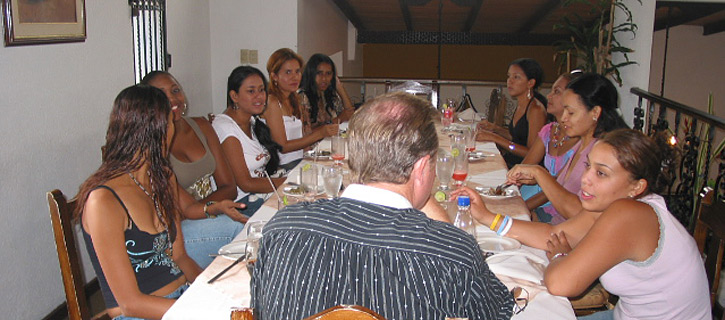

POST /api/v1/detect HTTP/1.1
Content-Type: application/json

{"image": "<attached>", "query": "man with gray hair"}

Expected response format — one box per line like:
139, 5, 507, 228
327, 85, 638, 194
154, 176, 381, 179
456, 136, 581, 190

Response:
251, 92, 514, 319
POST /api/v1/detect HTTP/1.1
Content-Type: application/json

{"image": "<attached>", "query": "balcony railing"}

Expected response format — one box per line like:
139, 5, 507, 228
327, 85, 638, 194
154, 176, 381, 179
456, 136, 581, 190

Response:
631, 87, 725, 230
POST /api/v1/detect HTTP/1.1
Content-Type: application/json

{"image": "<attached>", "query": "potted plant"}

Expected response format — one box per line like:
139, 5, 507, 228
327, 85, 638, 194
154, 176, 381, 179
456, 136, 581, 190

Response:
553, 0, 641, 86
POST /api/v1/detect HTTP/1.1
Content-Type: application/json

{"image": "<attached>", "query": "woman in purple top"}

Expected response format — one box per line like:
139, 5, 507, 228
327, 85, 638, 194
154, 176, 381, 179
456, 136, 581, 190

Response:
519, 72, 582, 210
507, 73, 628, 223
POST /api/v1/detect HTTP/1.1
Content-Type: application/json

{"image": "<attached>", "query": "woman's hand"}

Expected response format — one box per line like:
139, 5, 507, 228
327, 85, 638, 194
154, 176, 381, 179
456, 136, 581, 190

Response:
450, 186, 495, 225
321, 123, 339, 137
210, 200, 248, 223
545, 231, 572, 261
476, 130, 498, 142
506, 164, 544, 186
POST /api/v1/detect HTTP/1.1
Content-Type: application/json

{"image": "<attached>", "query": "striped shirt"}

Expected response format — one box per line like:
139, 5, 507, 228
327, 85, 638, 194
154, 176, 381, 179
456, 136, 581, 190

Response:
250, 185, 514, 319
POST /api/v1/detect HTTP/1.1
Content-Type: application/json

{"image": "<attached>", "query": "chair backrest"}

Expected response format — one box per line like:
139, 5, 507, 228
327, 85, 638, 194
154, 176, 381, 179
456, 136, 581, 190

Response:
303, 305, 386, 320
48, 189, 90, 320
694, 186, 725, 309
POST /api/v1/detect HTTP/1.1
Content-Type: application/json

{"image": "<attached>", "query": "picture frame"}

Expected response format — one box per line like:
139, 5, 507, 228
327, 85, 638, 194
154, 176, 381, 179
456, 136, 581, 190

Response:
2, 0, 86, 46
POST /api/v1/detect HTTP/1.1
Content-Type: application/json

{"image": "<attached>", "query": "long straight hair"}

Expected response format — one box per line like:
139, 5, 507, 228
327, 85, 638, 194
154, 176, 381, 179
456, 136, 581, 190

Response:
266, 48, 304, 119
227, 66, 281, 175
75, 85, 178, 240
300, 53, 338, 124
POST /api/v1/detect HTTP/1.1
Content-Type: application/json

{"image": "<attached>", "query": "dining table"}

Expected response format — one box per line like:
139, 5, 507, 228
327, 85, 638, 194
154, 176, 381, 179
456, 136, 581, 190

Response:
162, 117, 577, 320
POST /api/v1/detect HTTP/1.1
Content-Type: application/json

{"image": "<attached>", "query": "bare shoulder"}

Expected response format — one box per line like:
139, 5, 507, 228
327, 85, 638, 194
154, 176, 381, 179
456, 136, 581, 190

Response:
529, 100, 547, 116
83, 184, 128, 230
264, 96, 282, 117
191, 117, 219, 141
597, 199, 658, 231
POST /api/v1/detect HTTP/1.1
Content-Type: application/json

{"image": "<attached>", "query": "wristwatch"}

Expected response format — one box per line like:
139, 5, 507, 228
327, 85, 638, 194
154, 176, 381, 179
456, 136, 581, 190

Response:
203, 201, 217, 219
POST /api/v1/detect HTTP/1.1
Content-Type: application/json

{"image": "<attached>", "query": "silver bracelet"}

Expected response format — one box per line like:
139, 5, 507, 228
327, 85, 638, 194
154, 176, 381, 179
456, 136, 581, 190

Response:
551, 252, 568, 260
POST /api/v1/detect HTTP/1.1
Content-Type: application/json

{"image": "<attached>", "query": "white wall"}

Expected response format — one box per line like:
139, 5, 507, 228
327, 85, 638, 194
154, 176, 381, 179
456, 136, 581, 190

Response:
166, 1, 213, 117
208, 0, 298, 113
615, 0, 656, 126
297, 0, 363, 77
0, 1, 133, 318
650, 25, 725, 116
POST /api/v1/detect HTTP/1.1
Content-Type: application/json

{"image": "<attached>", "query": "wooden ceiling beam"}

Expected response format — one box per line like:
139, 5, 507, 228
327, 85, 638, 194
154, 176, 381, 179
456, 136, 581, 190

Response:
331, 0, 366, 31
703, 18, 725, 36
462, 0, 483, 33
517, 0, 561, 34
398, 0, 414, 31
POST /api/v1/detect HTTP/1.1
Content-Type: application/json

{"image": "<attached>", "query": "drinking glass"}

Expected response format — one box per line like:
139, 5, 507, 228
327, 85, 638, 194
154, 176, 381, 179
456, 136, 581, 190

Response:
464, 125, 477, 152
300, 163, 319, 201
331, 135, 346, 166
245, 221, 266, 276
321, 165, 343, 198
436, 151, 454, 191
451, 134, 469, 187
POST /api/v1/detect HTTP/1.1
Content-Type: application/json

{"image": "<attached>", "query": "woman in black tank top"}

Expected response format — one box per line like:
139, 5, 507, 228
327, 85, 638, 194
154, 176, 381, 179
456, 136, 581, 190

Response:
476, 58, 548, 168
74, 85, 230, 319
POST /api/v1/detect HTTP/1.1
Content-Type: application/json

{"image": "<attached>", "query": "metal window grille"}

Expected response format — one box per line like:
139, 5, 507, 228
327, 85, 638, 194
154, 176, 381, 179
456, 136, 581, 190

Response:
130, 0, 168, 83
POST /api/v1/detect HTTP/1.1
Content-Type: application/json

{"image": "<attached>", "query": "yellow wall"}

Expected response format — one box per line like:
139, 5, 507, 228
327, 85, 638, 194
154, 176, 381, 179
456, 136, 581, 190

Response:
363, 43, 559, 83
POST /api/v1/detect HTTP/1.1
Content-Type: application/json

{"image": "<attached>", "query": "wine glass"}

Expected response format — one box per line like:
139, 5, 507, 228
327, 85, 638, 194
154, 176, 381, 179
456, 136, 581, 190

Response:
331, 134, 346, 166
321, 165, 343, 198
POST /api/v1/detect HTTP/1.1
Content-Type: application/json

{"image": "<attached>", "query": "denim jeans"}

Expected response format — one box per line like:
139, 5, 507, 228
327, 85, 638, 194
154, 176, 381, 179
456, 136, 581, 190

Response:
112, 283, 190, 320
181, 214, 244, 268
577, 309, 614, 320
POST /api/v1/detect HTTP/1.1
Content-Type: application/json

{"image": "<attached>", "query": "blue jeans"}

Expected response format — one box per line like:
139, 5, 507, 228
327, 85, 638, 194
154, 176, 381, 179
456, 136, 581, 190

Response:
112, 283, 190, 320
181, 214, 244, 268
577, 309, 614, 320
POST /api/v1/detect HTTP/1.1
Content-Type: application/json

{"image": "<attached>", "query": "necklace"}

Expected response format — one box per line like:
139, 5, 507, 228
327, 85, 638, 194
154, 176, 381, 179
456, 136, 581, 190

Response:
128, 172, 173, 256
550, 122, 570, 148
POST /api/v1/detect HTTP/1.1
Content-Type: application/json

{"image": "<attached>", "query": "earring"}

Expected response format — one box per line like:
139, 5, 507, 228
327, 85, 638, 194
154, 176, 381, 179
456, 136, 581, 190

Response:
593, 116, 598, 121
181, 103, 188, 116
232, 103, 239, 110
527, 89, 532, 100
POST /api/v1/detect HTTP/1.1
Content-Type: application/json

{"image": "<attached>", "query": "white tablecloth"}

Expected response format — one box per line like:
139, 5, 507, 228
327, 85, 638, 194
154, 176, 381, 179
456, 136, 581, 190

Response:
164, 136, 575, 320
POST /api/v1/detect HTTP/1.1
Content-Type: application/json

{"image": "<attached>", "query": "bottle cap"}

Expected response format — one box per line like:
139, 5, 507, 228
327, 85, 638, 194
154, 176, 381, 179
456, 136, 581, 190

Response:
457, 195, 470, 206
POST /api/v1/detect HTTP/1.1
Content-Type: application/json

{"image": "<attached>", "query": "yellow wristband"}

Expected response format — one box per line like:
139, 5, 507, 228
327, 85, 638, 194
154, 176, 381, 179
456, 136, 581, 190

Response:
490, 214, 502, 231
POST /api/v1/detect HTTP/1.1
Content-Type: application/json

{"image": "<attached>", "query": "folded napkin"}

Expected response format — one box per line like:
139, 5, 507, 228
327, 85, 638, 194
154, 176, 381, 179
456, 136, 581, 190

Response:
476, 141, 499, 152
487, 250, 547, 284
469, 169, 508, 187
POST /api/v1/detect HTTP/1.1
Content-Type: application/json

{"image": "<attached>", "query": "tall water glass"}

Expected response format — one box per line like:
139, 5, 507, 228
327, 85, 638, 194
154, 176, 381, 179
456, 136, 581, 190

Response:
245, 221, 266, 276
321, 165, 343, 198
331, 135, 346, 166
436, 151, 454, 190
300, 163, 319, 201
464, 125, 477, 152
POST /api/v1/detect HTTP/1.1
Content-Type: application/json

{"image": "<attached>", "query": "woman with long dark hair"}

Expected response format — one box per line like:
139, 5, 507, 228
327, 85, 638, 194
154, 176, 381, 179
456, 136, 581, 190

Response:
212, 66, 286, 216
263, 48, 338, 169
299, 53, 355, 129
141, 71, 245, 268
76, 85, 201, 319
477, 58, 548, 168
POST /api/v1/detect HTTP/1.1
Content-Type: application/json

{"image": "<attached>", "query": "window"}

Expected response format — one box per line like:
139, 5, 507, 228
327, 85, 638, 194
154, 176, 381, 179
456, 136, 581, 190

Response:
130, 0, 169, 83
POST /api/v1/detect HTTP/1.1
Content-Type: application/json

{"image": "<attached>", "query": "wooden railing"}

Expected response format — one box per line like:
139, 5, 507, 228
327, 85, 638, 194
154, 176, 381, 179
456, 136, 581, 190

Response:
631, 87, 725, 229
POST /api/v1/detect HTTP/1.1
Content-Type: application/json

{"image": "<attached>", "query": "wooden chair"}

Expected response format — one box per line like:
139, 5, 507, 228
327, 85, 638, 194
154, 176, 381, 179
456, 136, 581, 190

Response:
694, 186, 725, 317
48, 189, 109, 320
568, 281, 614, 316
303, 305, 386, 320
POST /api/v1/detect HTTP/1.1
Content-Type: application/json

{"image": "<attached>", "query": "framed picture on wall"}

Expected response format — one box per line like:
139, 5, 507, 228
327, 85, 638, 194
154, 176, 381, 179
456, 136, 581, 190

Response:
2, 0, 86, 46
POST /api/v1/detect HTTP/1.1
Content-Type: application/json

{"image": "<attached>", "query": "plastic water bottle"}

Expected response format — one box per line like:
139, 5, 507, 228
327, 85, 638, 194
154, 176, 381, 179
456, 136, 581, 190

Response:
454, 195, 476, 240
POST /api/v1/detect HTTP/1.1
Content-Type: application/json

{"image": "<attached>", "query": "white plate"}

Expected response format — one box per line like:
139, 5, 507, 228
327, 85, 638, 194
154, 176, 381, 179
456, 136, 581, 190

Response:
304, 150, 331, 160
218, 240, 248, 261
468, 151, 496, 162
282, 185, 324, 197
478, 235, 521, 253
476, 186, 520, 198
